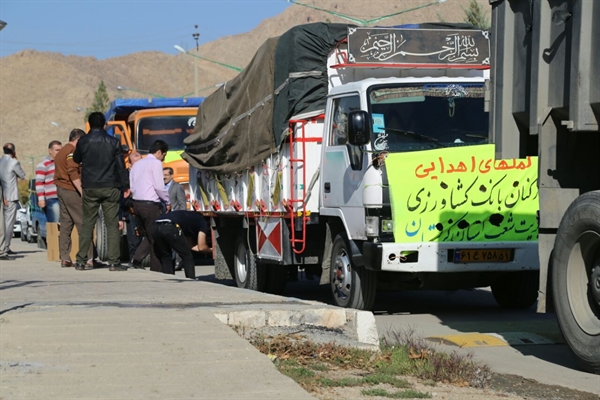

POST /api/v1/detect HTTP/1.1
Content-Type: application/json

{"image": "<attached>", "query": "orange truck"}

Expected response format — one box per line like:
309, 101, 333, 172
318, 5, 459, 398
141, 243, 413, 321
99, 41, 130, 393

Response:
95, 97, 203, 261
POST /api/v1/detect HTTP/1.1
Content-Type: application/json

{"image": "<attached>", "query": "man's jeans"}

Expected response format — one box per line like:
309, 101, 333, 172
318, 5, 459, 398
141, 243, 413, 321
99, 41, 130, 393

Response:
45, 198, 60, 223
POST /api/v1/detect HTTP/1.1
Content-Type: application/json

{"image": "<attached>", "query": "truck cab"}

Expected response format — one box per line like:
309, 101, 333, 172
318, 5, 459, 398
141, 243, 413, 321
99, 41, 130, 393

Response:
107, 102, 201, 196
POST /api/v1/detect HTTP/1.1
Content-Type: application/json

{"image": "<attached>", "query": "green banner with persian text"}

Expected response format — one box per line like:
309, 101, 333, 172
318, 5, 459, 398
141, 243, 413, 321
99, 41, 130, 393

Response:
385, 144, 538, 243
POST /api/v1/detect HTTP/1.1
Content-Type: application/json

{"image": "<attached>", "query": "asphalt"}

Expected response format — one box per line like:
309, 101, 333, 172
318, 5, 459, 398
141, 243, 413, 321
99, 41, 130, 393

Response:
0, 239, 378, 399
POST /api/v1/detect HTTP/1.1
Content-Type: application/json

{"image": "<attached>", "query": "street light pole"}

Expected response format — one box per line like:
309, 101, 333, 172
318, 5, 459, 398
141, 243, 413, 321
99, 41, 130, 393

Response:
193, 25, 200, 97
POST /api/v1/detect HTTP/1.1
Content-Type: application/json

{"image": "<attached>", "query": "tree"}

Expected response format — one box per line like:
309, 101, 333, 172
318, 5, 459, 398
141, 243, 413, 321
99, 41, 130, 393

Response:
462, 0, 490, 30
18, 179, 29, 205
85, 80, 110, 121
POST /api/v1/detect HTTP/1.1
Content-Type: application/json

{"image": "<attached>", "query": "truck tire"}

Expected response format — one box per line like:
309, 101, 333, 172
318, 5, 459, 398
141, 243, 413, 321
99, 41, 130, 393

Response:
491, 270, 539, 309
552, 190, 600, 374
36, 224, 46, 249
234, 231, 266, 291
330, 234, 377, 310
27, 227, 36, 243
96, 208, 108, 262
264, 264, 287, 295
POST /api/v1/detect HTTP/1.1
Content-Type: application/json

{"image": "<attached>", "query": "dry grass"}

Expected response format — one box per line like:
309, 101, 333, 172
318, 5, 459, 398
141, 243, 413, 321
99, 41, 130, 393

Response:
239, 327, 492, 398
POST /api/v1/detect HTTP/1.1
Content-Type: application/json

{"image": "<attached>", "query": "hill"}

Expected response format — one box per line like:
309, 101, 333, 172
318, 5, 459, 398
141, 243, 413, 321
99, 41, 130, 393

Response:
0, 0, 490, 168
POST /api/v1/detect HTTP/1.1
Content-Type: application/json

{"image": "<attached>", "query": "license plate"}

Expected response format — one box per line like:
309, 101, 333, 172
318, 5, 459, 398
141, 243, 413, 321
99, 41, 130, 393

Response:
453, 248, 513, 263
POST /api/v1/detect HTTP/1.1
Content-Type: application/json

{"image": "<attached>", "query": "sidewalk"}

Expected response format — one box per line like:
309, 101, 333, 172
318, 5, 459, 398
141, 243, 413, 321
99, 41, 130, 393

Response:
0, 240, 363, 399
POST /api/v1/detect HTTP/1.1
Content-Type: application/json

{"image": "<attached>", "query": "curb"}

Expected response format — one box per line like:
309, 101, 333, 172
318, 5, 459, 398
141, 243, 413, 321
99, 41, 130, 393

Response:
213, 307, 380, 347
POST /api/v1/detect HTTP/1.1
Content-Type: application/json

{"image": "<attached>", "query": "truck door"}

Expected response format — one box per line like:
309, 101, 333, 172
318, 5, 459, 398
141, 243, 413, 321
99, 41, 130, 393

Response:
106, 121, 132, 152
321, 94, 368, 239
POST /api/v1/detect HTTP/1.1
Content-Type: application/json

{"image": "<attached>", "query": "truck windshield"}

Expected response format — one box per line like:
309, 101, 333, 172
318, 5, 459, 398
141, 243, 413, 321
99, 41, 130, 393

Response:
367, 83, 488, 153
136, 116, 196, 152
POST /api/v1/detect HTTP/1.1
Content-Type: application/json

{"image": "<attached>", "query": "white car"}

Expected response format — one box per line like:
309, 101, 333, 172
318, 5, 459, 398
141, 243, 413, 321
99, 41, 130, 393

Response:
12, 202, 23, 238
18, 203, 36, 243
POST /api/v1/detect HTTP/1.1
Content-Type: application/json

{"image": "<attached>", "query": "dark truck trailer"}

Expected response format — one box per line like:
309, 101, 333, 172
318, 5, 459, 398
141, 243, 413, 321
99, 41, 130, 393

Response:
490, 0, 600, 373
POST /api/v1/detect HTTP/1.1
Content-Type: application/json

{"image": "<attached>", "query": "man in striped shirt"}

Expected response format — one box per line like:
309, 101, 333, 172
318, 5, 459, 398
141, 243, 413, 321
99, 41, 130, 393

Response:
35, 140, 62, 223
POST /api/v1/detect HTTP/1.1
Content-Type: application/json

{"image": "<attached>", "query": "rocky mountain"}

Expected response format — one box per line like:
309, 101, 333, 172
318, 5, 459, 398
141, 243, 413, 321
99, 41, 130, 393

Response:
0, 0, 490, 168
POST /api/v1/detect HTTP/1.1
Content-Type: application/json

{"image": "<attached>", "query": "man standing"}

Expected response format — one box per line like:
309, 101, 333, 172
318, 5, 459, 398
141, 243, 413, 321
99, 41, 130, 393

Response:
163, 167, 186, 211
0, 183, 13, 261
0, 143, 26, 255
35, 140, 62, 223
129, 140, 170, 272
122, 150, 142, 263
73, 112, 130, 271
54, 129, 95, 268
152, 210, 211, 279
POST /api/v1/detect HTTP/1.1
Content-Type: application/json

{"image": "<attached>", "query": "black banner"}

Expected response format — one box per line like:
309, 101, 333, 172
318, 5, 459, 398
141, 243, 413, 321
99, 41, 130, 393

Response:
347, 27, 490, 66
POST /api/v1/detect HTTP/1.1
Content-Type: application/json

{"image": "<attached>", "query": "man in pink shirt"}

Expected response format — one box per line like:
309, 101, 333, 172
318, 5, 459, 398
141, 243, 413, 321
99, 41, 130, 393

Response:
129, 140, 170, 272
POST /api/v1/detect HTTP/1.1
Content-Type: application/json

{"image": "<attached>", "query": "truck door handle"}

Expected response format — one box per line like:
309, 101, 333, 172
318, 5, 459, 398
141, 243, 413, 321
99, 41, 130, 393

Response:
324, 182, 331, 193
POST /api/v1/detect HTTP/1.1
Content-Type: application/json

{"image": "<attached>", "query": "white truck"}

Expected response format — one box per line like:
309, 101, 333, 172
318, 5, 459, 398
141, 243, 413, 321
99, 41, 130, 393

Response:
490, 0, 599, 373
184, 22, 540, 311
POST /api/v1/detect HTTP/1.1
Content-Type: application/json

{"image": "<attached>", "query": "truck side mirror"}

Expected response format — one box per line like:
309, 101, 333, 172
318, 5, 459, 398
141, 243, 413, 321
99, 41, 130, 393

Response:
348, 110, 371, 146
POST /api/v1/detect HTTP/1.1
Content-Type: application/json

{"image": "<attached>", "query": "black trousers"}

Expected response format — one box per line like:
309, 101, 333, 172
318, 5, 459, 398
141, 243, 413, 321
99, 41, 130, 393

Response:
153, 223, 195, 279
126, 214, 142, 261
132, 201, 162, 272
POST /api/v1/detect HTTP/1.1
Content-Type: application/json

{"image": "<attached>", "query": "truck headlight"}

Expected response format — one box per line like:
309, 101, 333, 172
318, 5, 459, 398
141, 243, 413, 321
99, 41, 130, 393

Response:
366, 216, 379, 237
381, 219, 393, 233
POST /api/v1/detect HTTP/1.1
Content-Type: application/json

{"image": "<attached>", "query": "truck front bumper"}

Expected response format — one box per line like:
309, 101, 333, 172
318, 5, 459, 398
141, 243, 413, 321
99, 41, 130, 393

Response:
363, 241, 539, 272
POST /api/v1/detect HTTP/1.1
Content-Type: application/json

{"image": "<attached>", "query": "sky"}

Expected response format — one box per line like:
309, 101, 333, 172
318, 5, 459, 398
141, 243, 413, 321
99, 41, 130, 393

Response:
0, 0, 292, 59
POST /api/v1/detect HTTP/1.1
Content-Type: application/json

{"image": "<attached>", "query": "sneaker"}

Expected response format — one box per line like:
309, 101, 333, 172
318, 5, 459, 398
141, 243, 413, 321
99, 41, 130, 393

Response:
109, 264, 128, 271
0, 254, 15, 261
6, 249, 15, 255
174, 260, 183, 271
61, 260, 73, 268
129, 260, 144, 269
74, 263, 86, 271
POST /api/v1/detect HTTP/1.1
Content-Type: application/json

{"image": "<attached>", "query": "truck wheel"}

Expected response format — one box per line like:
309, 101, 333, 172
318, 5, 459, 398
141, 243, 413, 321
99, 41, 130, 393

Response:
234, 232, 265, 291
264, 264, 287, 295
27, 227, 36, 243
491, 270, 539, 309
330, 234, 376, 310
36, 225, 47, 249
96, 208, 108, 261
552, 190, 600, 374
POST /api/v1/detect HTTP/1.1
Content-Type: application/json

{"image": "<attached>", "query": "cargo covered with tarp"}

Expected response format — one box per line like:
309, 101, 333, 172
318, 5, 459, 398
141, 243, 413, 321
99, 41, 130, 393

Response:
182, 23, 350, 175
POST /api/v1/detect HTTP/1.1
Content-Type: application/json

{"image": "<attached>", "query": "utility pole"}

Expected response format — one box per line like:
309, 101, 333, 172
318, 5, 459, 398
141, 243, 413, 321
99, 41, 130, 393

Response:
193, 25, 200, 97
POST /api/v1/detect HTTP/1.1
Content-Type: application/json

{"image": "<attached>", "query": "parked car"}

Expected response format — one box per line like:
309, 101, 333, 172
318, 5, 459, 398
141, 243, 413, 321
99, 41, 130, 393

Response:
13, 202, 22, 238
19, 202, 36, 243
27, 179, 47, 248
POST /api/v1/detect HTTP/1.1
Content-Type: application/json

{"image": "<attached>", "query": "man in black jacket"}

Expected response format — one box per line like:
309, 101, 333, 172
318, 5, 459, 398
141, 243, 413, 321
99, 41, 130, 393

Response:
73, 112, 130, 271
